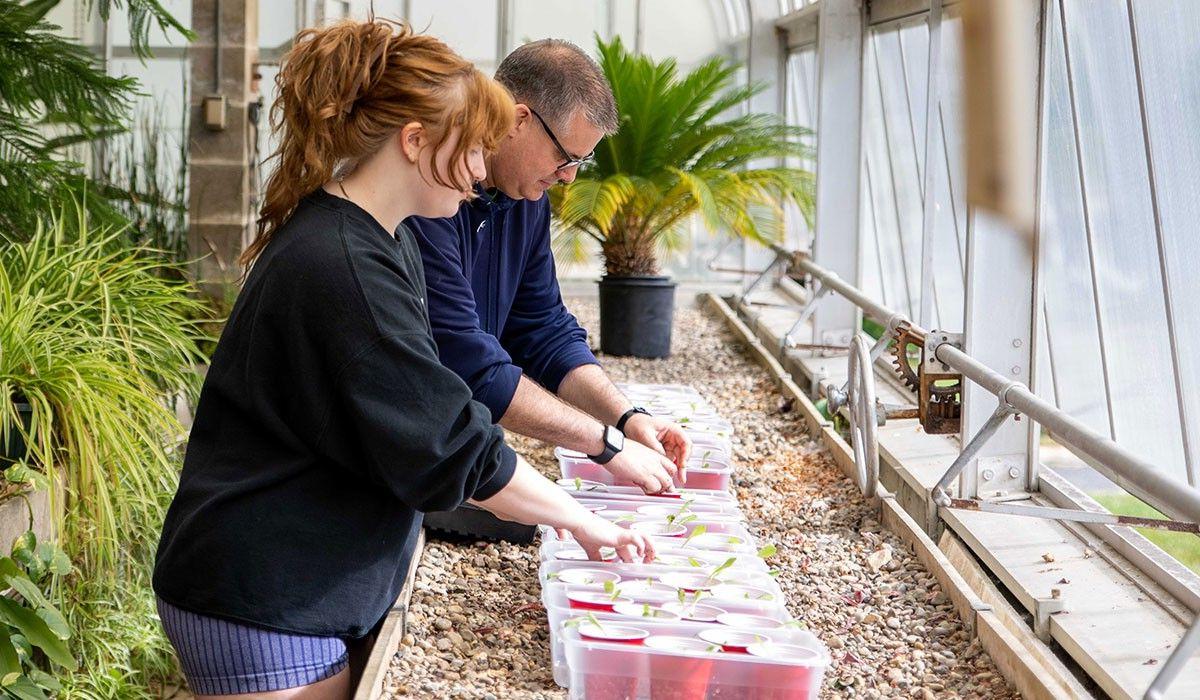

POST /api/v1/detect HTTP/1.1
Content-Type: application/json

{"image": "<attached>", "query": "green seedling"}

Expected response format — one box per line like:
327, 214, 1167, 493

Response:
603, 580, 623, 601
681, 524, 707, 548
545, 572, 560, 581
565, 612, 605, 632
757, 544, 777, 559
687, 557, 705, 568
573, 477, 583, 491
704, 557, 738, 585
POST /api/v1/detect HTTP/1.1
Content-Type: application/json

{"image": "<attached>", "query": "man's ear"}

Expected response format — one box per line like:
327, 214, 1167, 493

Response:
511, 104, 533, 135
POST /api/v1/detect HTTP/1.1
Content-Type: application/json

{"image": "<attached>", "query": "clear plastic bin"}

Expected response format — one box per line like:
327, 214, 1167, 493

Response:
555, 477, 738, 505
558, 618, 829, 698
561, 456, 734, 492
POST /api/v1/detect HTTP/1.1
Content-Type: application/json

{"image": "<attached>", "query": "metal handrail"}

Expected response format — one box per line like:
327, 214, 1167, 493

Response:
764, 245, 1200, 527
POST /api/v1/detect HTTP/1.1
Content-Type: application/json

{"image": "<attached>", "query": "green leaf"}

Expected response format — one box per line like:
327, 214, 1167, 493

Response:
681, 524, 707, 548
0, 638, 19, 675
757, 544, 777, 559
704, 557, 738, 585
26, 670, 60, 693
3, 676, 48, 700
0, 598, 75, 669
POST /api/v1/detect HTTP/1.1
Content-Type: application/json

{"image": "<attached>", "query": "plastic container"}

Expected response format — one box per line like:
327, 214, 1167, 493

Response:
553, 472, 738, 505
560, 620, 828, 697
552, 568, 622, 586
698, 627, 768, 653
644, 636, 718, 700
539, 541, 771, 574
575, 623, 650, 699
743, 642, 830, 699
561, 456, 733, 492
611, 601, 681, 622
567, 590, 632, 612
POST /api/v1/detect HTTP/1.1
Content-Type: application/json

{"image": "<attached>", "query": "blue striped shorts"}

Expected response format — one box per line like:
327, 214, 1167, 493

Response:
156, 597, 349, 694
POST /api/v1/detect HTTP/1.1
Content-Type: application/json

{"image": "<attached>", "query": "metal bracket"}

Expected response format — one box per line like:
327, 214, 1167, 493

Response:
977, 454, 1027, 498
1033, 589, 1066, 643
741, 254, 788, 301
932, 402, 1018, 502
941, 497, 1200, 534
781, 281, 831, 350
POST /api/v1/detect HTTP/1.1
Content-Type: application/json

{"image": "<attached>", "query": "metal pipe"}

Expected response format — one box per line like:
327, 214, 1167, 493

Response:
935, 343, 1200, 525
792, 254, 899, 329
784, 247, 1200, 526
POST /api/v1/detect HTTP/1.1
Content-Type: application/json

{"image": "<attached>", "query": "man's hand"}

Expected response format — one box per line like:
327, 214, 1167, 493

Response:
623, 414, 693, 479
604, 440, 679, 494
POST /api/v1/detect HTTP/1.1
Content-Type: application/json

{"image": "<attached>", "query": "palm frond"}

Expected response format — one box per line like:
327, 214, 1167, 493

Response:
551, 35, 815, 276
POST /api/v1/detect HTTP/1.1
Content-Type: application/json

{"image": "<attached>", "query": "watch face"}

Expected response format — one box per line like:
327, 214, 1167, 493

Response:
606, 425, 625, 450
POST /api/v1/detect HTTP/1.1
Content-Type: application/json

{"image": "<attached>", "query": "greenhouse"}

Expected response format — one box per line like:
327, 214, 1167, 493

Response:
2, 0, 1199, 697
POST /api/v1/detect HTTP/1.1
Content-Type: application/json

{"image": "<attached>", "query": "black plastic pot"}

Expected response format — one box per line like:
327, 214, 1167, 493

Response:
2, 402, 33, 466
598, 275, 677, 358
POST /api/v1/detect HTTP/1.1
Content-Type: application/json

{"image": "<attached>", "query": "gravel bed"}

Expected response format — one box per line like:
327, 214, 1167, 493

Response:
383, 297, 1020, 699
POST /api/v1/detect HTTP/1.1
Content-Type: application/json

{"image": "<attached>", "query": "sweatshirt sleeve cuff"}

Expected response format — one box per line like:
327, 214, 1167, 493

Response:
476, 362, 524, 421
541, 344, 601, 394
472, 443, 517, 501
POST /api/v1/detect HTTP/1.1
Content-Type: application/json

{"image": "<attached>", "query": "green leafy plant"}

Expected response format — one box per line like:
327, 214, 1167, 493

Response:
1, 206, 209, 576
551, 35, 815, 276
0, 531, 76, 698
0, 0, 193, 237
757, 544, 777, 559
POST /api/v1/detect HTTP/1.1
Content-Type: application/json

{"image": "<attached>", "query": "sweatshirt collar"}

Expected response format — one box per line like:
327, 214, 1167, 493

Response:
471, 184, 520, 213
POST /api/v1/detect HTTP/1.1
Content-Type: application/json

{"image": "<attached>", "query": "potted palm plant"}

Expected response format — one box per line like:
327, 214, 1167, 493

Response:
551, 36, 815, 358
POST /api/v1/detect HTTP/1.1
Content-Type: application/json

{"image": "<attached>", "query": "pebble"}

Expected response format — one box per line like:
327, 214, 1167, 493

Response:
381, 301, 1020, 699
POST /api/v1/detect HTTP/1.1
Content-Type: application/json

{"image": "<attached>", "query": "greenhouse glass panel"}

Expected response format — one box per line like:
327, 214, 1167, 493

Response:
1059, 0, 1184, 480
1131, 0, 1200, 479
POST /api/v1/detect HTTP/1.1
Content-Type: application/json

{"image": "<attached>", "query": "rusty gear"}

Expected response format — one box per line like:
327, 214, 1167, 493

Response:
891, 328, 922, 393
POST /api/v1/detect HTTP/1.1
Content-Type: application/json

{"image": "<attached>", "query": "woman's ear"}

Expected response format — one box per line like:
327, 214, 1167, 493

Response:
399, 122, 425, 164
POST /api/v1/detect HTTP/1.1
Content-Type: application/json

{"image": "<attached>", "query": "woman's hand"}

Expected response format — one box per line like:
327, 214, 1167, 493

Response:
570, 515, 656, 564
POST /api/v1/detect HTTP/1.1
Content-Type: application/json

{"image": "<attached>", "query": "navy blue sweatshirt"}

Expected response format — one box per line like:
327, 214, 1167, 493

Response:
154, 190, 516, 638
405, 188, 597, 420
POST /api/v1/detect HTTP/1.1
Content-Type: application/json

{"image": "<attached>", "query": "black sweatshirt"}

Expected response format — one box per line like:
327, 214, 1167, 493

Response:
153, 189, 516, 639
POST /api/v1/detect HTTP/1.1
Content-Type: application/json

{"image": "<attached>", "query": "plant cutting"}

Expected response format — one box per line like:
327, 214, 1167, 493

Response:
660, 571, 719, 593
680, 524, 707, 548
551, 36, 814, 358
704, 557, 738, 586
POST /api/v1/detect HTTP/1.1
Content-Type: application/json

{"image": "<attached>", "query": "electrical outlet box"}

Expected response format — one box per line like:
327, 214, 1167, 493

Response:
203, 94, 228, 131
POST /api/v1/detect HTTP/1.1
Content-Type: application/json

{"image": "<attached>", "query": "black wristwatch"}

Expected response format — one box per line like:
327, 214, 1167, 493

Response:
616, 406, 651, 433
588, 425, 625, 465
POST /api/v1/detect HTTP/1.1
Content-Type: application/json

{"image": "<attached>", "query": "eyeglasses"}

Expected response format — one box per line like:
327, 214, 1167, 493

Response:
529, 107, 595, 171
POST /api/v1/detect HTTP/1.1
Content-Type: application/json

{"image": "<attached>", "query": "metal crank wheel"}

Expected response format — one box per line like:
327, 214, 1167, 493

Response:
846, 334, 879, 498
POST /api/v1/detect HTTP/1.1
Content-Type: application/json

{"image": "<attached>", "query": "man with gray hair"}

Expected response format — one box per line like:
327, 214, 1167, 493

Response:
405, 40, 691, 515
